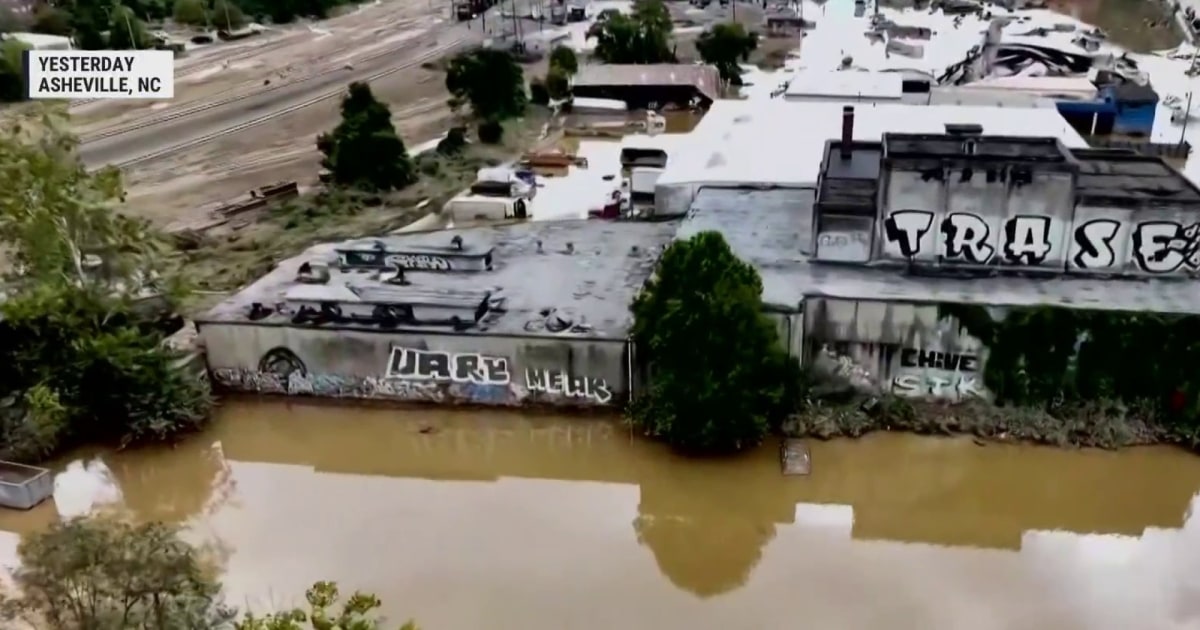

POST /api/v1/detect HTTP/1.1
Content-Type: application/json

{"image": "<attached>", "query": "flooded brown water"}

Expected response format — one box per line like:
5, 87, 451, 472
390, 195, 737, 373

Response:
1, 400, 1199, 629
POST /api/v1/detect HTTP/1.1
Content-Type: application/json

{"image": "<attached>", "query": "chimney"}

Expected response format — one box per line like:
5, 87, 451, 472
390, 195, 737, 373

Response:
840, 106, 855, 159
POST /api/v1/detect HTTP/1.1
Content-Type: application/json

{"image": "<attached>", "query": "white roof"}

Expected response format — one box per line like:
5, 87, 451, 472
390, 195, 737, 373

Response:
657, 99, 1089, 188
962, 75, 1098, 99
785, 70, 904, 100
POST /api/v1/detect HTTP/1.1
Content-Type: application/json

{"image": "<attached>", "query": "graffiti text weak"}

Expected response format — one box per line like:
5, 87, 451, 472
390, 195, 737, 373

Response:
882, 210, 1200, 274
387, 347, 510, 384
524, 369, 613, 404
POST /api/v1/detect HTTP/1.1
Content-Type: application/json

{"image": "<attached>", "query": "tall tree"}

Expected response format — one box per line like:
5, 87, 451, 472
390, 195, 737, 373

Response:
444, 48, 527, 120
317, 82, 416, 190
106, 4, 149, 49
591, 0, 675, 64
628, 231, 800, 453
695, 22, 758, 84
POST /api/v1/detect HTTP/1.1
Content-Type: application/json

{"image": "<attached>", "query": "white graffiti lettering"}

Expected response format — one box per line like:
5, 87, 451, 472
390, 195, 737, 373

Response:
883, 210, 933, 257
1002, 215, 1053, 265
524, 368, 613, 404
386, 346, 510, 385
1071, 218, 1120, 269
385, 254, 451, 271
891, 374, 984, 400
940, 212, 995, 263
1132, 221, 1200, 274
886, 210, 1056, 266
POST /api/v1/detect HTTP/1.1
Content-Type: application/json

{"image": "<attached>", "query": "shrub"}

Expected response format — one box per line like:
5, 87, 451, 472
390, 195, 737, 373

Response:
477, 119, 504, 144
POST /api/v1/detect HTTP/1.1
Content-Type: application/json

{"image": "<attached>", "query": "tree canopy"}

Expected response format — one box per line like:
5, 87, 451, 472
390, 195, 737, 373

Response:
591, 0, 675, 64
549, 44, 578, 75
0, 39, 28, 103
629, 231, 800, 453
316, 82, 416, 191
444, 48, 527, 121
0, 515, 419, 630
0, 107, 210, 462
695, 22, 758, 84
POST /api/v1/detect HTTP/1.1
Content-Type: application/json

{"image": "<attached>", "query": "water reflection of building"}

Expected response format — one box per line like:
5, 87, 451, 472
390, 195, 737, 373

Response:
1, 407, 1196, 616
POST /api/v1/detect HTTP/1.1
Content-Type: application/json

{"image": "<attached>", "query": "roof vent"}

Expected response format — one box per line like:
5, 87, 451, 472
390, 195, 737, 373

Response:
945, 123, 983, 136
295, 261, 330, 284
564, 242, 575, 254
248, 302, 273, 321
536, 239, 544, 254
450, 235, 464, 251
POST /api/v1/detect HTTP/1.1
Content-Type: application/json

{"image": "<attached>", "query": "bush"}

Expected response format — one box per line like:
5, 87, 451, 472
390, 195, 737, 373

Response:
317, 82, 416, 190
477, 119, 504, 144
0, 284, 211, 461
529, 77, 549, 106
629, 231, 800, 454
545, 67, 570, 100
436, 125, 467, 154
549, 44, 578, 75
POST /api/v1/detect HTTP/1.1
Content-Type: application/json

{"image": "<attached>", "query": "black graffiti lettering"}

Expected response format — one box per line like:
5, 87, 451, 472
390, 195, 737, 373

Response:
1132, 221, 1200, 274
940, 212, 995, 263
900, 348, 978, 372
386, 254, 451, 271
1002, 215, 1052, 265
386, 346, 510, 384
1071, 219, 1120, 269
524, 368, 613, 404
884, 210, 933, 257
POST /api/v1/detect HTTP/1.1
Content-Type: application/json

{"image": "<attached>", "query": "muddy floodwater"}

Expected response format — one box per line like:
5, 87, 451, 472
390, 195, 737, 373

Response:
1, 401, 1199, 629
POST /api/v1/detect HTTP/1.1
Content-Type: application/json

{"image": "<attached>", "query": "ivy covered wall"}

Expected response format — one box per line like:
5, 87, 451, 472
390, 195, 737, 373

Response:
938, 303, 1200, 422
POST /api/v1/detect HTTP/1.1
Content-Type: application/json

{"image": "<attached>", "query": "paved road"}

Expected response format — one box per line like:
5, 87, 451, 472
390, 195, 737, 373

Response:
80, 24, 481, 169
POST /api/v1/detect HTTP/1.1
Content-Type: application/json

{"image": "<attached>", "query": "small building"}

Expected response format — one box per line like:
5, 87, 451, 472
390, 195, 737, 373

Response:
2, 32, 73, 50
198, 220, 679, 408
572, 64, 720, 110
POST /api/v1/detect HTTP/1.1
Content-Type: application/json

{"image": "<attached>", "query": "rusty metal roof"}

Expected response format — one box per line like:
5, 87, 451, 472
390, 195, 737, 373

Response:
573, 64, 721, 102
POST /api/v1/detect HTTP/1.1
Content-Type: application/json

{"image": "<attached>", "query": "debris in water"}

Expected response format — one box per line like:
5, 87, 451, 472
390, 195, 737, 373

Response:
781, 439, 811, 476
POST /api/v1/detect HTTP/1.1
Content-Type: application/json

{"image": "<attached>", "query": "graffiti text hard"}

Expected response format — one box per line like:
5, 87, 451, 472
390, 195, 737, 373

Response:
387, 347, 510, 384
899, 348, 978, 372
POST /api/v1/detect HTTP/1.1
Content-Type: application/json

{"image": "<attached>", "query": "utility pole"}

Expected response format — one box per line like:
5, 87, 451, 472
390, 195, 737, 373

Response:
222, 0, 233, 31
1181, 91, 1194, 147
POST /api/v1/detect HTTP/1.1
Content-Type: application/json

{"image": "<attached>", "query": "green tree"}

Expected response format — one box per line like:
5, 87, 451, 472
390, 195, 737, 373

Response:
317, 81, 416, 190
235, 581, 419, 630
0, 107, 210, 460
31, 5, 73, 35
545, 66, 569, 100
548, 44, 578, 75
444, 48, 527, 120
629, 231, 800, 453
695, 22, 757, 84
0, 39, 28, 102
212, 0, 246, 29
172, 0, 208, 25
106, 4, 149, 49
0, 516, 235, 630
592, 0, 674, 64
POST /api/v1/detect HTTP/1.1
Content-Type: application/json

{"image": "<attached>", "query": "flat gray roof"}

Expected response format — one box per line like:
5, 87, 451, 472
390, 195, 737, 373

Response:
199, 219, 680, 339
679, 187, 1200, 315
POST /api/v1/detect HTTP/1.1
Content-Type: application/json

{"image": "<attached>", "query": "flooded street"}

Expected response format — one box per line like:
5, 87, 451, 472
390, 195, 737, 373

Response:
0, 401, 1196, 627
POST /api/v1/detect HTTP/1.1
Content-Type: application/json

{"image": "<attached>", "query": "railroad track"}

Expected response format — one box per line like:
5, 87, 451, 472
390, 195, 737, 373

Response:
115, 38, 466, 168
69, 33, 306, 109
81, 33, 435, 144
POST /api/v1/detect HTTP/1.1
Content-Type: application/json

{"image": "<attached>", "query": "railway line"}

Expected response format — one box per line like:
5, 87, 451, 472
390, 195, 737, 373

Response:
94, 36, 466, 168
79, 31, 432, 143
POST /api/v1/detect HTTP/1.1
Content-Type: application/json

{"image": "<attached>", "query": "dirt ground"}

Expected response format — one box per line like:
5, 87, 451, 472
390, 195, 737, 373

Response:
71, 0, 459, 227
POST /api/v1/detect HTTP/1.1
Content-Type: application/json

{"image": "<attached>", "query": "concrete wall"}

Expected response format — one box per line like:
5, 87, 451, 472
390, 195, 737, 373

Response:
200, 323, 628, 408
878, 168, 1077, 270
802, 298, 991, 402
765, 311, 805, 361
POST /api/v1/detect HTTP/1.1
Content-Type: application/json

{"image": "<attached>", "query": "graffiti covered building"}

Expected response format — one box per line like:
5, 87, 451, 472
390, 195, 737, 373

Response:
680, 105, 1200, 402
197, 220, 678, 407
